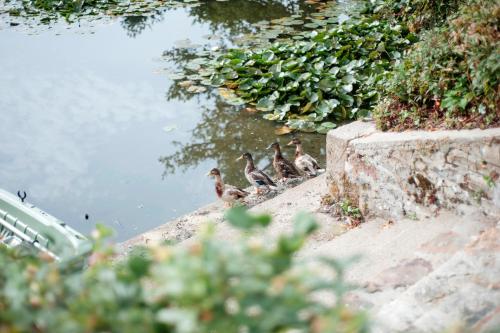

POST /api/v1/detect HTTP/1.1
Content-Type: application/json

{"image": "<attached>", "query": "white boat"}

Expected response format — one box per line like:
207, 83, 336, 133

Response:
0, 188, 92, 265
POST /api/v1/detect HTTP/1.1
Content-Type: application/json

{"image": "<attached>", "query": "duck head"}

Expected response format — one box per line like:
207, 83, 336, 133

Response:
266, 142, 280, 150
236, 152, 252, 162
287, 137, 301, 146
206, 168, 221, 178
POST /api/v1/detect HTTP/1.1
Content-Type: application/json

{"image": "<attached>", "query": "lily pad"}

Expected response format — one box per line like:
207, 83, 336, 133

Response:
186, 85, 207, 93
316, 122, 337, 134
274, 126, 293, 135
218, 88, 245, 105
256, 97, 275, 111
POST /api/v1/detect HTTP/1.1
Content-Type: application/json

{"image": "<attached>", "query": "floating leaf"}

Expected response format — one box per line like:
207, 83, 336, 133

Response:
261, 50, 275, 62
287, 119, 316, 132
178, 80, 194, 88
274, 126, 293, 135
168, 72, 186, 80
316, 122, 337, 134
186, 85, 206, 93
167, 5, 415, 133
318, 78, 336, 92
256, 97, 275, 111
209, 74, 225, 86
342, 83, 353, 92
263, 113, 280, 120
218, 88, 245, 105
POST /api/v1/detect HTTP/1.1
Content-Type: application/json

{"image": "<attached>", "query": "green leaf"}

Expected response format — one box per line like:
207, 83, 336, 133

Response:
256, 96, 275, 111
319, 78, 336, 92
225, 206, 271, 230
342, 83, 353, 92
297, 72, 312, 82
293, 212, 318, 236
128, 255, 151, 278
287, 119, 316, 132
316, 121, 337, 134
209, 74, 225, 86
261, 50, 275, 62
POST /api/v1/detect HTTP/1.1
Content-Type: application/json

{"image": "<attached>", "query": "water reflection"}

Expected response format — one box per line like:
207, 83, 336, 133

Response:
157, 0, 326, 186
187, 0, 312, 37
0, 0, 328, 242
159, 90, 325, 189
118, 0, 317, 39
120, 12, 165, 38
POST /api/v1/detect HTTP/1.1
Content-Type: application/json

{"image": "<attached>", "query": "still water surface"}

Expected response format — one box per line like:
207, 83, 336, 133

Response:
0, 1, 327, 241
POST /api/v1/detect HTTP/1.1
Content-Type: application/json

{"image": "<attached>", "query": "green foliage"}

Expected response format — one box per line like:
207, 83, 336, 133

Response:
374, 0, 464, 32
340, 200, 363, 221
483, 173, 497, 189
191, 16, 413, 133
374, 0, 500, 131
0, 209, 368, 333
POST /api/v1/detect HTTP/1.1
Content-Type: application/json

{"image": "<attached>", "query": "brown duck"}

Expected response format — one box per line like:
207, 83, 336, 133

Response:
287, 138, 323, 177
207, 168, 249, 207
236, 152, 276, 194
267, 142, 301, 180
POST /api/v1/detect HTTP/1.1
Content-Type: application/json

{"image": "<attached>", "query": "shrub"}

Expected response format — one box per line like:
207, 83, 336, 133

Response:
374, 0, 500, 131
0, 208, 368, 333
375, 0, 464, 32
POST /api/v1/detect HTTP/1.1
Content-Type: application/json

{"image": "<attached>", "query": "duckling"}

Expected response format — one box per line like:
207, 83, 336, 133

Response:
287, 138, 323, 177
267, 142, 301, 180
207, 168, 249, 207
236, 152, 276, 194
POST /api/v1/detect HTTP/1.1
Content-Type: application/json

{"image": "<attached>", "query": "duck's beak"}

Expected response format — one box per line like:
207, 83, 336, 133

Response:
206, 171, 212, 177
266, 144, 273, 150
286, 141, 294, 146
235, 155, 244, 162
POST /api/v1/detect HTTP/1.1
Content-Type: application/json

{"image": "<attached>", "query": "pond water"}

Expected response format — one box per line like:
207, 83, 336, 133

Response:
0, 1, 331, 241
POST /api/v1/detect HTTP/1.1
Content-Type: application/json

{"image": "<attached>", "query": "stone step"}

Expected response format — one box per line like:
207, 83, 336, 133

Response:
373, 223, 500, 332
301, 209, 499, 332
119, 173, 344, 253
213, 173, 350, 243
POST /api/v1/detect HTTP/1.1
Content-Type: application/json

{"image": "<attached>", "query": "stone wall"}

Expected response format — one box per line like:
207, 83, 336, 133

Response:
326, 121, 500, 219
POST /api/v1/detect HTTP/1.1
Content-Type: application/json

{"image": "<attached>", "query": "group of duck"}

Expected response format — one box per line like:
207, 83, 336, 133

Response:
207, 138, 323, 207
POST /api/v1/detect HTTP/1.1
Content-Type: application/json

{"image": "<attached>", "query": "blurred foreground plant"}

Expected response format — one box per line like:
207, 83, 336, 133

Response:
0, 207, 368, 333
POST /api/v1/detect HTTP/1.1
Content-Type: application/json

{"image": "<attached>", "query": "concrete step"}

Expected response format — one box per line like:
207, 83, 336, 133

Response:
212, 173, 350, 244
373, 224, 500, 332
119, 174, 343, 253
302, 210, 499, 332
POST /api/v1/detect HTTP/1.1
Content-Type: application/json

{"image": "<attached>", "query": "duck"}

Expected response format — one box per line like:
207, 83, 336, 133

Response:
236, 152, 276, 194
267, 142, 301, 180
207, 168, 249, 207
287, 137, 324, 177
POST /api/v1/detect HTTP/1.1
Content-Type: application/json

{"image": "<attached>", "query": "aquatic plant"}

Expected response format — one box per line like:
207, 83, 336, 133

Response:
0, 208, 368, 333
174, 14, 414, 133
4, 0, 202, 23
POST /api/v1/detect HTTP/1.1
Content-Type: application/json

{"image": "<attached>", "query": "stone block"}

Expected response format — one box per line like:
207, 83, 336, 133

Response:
326, 121, 500, 219
326, 121, 376, 211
